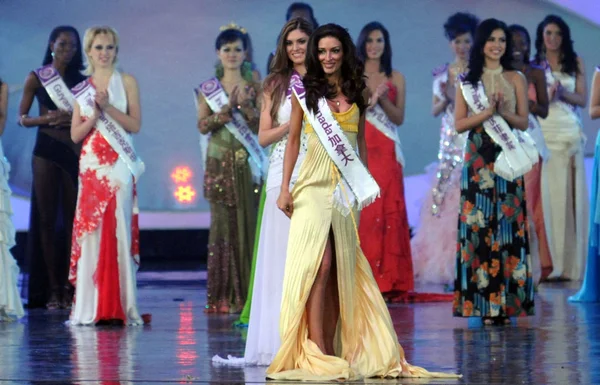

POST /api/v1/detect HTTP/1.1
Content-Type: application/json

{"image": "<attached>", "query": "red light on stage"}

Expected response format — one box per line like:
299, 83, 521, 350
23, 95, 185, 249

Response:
174, 185, 197, 203
171, 166, 193, 184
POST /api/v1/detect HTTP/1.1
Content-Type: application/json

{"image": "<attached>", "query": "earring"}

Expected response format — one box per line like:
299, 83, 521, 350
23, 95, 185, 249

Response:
51, 51, 55, 58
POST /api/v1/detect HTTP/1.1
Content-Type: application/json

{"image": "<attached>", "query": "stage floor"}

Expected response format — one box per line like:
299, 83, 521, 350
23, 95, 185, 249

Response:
1, 279, 598, 384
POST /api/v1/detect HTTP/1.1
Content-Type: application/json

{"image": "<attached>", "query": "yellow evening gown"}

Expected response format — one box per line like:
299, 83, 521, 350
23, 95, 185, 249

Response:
266, 104, 460, 381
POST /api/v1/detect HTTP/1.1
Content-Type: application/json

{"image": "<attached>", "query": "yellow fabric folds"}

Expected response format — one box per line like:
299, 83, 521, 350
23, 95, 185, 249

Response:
266, 105, 461, 381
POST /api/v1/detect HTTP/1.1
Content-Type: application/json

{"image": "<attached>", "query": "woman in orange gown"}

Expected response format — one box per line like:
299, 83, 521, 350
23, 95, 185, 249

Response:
356, 22, 413, 302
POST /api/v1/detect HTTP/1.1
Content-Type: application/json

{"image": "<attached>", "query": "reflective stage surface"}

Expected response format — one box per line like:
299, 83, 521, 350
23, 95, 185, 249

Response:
0, 280, 598, 384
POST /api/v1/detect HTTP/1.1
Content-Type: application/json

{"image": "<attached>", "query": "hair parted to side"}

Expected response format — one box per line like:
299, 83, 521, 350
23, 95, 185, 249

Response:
533, 14, 579, 75
303, 23, 367, 114
263, 18, 314, 124
356, 21, 393, 77
464, 18, 514, 84
82, 26, 120, 76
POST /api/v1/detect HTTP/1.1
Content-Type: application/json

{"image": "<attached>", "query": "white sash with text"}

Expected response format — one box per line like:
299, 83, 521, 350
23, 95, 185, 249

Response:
460, 79, 537, 181
290, 72, 379, 214
195, 78, 266, 183
34, 64, 76, 112
72, 74, 145, 181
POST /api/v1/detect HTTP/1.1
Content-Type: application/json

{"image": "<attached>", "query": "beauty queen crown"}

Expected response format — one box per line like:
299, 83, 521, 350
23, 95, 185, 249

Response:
219, 22, 247, 34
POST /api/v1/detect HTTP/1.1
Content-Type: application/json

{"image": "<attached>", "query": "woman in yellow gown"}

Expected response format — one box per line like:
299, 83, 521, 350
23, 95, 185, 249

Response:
268, 23, 460, 381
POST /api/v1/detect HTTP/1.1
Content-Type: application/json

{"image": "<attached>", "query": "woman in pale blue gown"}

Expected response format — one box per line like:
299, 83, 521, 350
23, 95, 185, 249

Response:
570, 66, 600, 302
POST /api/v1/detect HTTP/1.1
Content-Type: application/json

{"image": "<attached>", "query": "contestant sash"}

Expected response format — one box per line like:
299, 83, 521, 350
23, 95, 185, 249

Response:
542, 61, 582, 127
34, 64, 76, 112
195, 77, 266, 183
527, 113, 550, 161
72, 73, 145, 181
460, 79, 537, 180
365, 103, 405, 167
289, 72, 379, 213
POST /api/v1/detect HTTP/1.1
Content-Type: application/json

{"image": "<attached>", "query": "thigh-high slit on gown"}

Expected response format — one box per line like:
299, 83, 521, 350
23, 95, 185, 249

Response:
266, 104, 460, 381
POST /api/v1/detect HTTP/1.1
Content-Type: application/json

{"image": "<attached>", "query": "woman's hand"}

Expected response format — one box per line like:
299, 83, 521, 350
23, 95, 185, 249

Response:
369, 82, 389, 108
548, 82, 560, 102
228, 86, 240, 108
238, 84, 256, 105
94, 90, 109, 109
494, 92, 505, 116
277, 190, 294, 218
47, 110, 72, 127
443, 81, 457, 105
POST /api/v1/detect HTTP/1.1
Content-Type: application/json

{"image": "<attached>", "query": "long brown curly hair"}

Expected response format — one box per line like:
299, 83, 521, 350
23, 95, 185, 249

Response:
303, 24, 367, 115
263, 18, 314, 124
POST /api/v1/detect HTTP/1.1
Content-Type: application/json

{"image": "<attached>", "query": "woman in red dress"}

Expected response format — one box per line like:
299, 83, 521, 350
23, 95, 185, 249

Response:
356, 22, 413, 302
68, 26, 143, 325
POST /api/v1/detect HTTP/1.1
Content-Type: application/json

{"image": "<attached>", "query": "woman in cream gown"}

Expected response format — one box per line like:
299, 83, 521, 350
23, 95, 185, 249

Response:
267, 23, 459, 381
533, 15, 588, 281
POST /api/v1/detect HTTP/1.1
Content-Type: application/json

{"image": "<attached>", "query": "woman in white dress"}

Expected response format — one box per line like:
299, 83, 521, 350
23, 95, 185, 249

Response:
213, 17, 313, 367
0, 79, 25, 322
533, 15, 588, 281
68, 26, 143, 326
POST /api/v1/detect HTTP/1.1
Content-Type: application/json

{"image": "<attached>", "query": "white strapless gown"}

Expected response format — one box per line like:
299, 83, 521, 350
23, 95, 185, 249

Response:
539, 71, 589, 280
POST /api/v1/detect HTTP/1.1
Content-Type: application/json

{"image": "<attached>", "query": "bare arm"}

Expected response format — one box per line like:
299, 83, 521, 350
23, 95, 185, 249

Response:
357, 109, 368, 167
378, 71, 405, 125
280, 95, 303, 194
103, 73, 141, 133
258, 89, 290, 147
560, 57, 587, 107
498, 72, 529, 131
432, 94, 449, 117
454, 84, 494, 133
19, 72, 72, 128
590, 70, 600, 120
18, 73, 49, 127
71, 101, 99, 143
530, 68, 549, 119
252, 69, 261, 82
0, 83, 7, 135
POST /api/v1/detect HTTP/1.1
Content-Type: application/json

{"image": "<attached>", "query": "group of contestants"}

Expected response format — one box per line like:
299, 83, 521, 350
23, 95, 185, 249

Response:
205, 3, 600, 379
0, 25, 143, 325
1, 1, 600, 381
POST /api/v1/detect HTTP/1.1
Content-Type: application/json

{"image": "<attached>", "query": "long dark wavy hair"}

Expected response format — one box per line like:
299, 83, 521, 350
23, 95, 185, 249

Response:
356, 22, 392, 77
465, 18, 514, 84
508, 24, 532, 62
42, 26, 84, 80
304, 24, 367, 114
444, 12, 479, 41
263, 18, 314, 124
533, 15, 579, 74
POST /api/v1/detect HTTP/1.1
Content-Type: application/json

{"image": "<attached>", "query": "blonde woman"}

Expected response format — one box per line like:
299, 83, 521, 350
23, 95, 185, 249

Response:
68, 26, 144, 326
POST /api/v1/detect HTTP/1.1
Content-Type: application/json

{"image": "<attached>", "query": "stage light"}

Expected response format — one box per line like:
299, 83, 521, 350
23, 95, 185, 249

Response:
174, 185, 197, 203
171, 166, 193, 183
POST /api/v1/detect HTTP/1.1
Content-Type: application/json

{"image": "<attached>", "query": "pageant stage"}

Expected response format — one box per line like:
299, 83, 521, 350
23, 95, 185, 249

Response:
2, 158, 598, 384
0, 281, 598, 384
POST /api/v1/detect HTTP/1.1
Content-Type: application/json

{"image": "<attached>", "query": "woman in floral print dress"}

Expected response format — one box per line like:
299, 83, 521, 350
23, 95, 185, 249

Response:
452, 19, 535, 325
